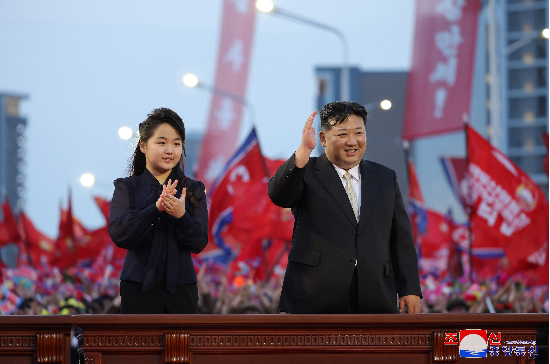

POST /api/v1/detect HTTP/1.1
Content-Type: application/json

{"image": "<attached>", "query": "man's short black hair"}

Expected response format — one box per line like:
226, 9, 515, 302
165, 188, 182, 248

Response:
320, 101, 367, 130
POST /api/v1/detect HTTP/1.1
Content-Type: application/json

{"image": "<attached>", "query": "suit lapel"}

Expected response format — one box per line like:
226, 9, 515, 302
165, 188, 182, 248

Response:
314, 154, 357, 228
358, 160, 381, 232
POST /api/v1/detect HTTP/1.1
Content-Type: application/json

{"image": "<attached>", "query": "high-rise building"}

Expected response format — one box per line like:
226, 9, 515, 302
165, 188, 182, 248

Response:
0, 92, 28, 217
183, 131, 203, 179
501, 0, 549, 194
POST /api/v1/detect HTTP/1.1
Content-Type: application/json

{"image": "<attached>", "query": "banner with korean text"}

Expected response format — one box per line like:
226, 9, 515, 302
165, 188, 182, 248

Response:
196, 0, 256, 190
466, 125, 548, 281
403, 0, 480, 140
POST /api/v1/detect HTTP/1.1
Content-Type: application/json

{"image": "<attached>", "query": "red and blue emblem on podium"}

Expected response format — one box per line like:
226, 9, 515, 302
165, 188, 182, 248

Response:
459, 329, 487, 357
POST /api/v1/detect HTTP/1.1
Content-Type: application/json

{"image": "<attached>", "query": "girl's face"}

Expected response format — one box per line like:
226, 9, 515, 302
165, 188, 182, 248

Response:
140, 123, 183, 180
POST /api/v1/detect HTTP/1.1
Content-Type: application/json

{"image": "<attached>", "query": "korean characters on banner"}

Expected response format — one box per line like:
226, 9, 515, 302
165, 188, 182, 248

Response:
444, 330, 538, 358
429, 1, 465, 120
468, 164, 532, 238
466, 125, 549, 276
403, 0, 480, 140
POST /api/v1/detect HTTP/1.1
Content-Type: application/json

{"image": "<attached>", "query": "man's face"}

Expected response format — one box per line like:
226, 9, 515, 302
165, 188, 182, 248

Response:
319, 114, 367, 170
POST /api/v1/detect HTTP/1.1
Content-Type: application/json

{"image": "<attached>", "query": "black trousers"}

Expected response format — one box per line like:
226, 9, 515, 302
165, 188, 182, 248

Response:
349, 266, 359, 314
120, 277, 198, 314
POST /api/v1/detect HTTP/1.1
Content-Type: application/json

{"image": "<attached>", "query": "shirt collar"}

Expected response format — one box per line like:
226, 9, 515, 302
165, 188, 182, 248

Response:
141, 167, 176, 187
332, 163, 360, 182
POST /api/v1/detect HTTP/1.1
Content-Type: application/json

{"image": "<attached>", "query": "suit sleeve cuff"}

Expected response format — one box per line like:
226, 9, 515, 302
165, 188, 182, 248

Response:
139, 203, 161, 225
176, 211, 196, 230
287, 153, 307, 178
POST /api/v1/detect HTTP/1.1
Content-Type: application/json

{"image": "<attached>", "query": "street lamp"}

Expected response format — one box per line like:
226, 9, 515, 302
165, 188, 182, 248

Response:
505, 30, 548, 55
118, 127, 133, 140
380, 100, 392, 111
183, 74, 199, 88
255, 0, 350, 101
364, 99, 392, 112
79, 173, 95, 188
183, 73, 255, 125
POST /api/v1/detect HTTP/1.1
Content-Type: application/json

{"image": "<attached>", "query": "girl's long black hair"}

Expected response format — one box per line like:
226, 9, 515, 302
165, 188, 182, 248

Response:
128, 107, 203, 209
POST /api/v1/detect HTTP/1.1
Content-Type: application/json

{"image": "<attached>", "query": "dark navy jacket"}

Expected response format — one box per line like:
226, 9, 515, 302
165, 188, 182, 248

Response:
108, 168, 208, 294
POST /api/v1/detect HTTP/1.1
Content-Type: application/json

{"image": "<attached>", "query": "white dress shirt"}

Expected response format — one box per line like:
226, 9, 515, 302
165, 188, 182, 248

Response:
332, 163, 361, 213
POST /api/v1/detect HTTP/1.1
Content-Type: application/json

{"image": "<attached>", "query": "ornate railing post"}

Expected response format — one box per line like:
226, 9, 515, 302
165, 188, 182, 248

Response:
164, 331, 190, 363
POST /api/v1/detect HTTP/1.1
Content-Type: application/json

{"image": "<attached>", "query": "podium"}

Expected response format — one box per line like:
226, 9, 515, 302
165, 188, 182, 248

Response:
0, 313, 547, 363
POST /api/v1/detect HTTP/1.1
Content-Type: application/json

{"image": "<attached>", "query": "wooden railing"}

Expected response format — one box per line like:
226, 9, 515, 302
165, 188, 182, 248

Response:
0, 314, 547, 364
0, 315, 72, 364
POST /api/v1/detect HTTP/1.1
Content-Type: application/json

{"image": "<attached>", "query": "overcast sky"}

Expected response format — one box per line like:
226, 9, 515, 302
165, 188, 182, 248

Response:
1, 0, 415, 236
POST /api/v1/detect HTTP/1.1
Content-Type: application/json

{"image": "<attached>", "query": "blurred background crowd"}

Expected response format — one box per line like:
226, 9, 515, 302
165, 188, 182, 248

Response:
4, 262, 548, 315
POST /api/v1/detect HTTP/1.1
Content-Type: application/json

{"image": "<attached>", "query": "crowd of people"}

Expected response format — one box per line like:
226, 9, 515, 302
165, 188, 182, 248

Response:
3, 262, 547, 315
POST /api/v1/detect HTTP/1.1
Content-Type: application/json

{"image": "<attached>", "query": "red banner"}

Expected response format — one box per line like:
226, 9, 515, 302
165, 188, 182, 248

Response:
418, 209, 451, 276
93, 196, 111, 223
202, 129, 267, 262
54, 195, 77, 269
229, 180, 294, 243
466, 125, 548, 277
403, 0, 480, 140
195, 0, 257, 190
0, 198, 20, 248
544, 133, 549, 176
17, 212, 55, 270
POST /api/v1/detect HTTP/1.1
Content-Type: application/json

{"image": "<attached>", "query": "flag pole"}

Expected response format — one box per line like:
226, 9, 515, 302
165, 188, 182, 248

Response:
464, 123, 473, 283
263, 240, 291, 283
251, 125, 271, 178
403, 140, 411, 186
402, 139, 415, 254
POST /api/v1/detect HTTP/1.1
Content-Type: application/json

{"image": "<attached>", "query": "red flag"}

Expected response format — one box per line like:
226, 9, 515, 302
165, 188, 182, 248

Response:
543, 133, 549, 176
227, 235, 266, 284
0, 198, 21, 248
0, 287, 21, 315
265, 158, 286, 177
263, 158, 295, 241
76, 226, 112, 266
17, 212, 55, 270
440, 156, 468, 209
229, 180, 294, 243
54, 195, 77, 269
534, 225, 549, 286
71, 213, 89, 241
418, 209, 452, 276
449, 222, 471, 278
196, 0, 257, 190
263, 239, 290, 279
202, 129, 267, 263
408, 159, 425, 205
228, 179, 293, 282
403, 0, 480, 140
466, 125, 548, 276
93, 196, 111, 223
407, 159, 428, 246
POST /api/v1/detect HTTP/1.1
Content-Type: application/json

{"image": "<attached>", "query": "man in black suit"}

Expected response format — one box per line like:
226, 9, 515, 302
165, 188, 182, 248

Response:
268, 101, 422, 314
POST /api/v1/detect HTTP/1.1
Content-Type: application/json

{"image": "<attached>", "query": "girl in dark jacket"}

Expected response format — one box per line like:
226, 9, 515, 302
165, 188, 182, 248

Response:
108, 108, 208, 314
